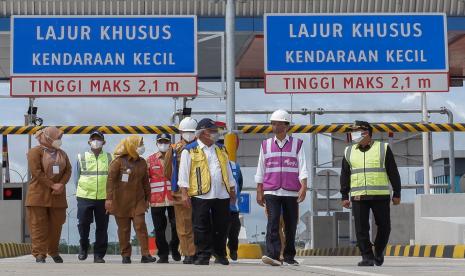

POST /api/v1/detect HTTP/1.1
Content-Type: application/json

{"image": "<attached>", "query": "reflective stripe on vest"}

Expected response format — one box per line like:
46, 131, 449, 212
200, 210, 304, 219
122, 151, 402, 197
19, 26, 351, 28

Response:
187, 144, 230, 197
76, 152, 111, 200
262, 136, 302, 191
345, 141, 390, 197
148, 154, 173, 206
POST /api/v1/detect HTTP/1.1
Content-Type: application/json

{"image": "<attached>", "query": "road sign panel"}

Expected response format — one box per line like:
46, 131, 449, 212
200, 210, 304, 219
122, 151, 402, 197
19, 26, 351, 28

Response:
10, 16, 197, 97
264, 13, 448, 93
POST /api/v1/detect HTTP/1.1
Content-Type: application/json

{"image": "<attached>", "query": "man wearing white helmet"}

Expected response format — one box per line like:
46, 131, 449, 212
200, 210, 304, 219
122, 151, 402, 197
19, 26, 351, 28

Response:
164, 117, 197, 264
255, 109, 308, 267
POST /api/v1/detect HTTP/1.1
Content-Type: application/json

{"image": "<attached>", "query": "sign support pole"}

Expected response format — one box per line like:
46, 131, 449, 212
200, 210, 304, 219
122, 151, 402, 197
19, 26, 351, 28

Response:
422, 93, 431, 194
226, 0, 236, 133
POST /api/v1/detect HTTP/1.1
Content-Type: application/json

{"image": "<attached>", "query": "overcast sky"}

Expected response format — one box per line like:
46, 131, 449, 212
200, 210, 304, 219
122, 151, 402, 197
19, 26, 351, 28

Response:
1, 81, 465, 245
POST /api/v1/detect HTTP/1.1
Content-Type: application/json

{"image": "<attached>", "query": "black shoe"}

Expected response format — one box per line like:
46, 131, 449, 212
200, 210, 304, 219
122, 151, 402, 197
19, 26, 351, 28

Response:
374, 252, 384, 266
141, 255, 156, 263
51, 255, 63, 263
122, 256, 131, 264
94, 256, 105, 263
35, 256, 46, 263
230, 251, 238, 261
214, 257, 229, 265
358, 259, 374, 266
78, 240, 89, 261
183, 256, 194, 264
172, 251, 182, 262
194, 258, 210, 265
157, 256, 169, 263
283, 259, 299, 266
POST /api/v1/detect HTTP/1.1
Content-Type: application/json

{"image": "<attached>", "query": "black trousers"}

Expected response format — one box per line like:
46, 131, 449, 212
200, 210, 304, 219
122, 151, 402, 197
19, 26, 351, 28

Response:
77, 197, 109, 258
150, 206, 180, 258
352, 199, 391, 259
191, 197, 230, 260
264, 195, 298, 261
227, 211, 241, 253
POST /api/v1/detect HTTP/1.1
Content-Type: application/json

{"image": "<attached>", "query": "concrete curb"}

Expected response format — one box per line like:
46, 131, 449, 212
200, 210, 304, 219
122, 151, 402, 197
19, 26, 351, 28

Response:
0, 243, 32, 258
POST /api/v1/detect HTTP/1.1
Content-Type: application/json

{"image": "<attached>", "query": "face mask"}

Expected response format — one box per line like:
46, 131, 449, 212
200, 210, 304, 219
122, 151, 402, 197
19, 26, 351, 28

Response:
157, 143, 170, 153
90, 140, 104, 149
136, 146, 145, 156
209, 132, 220, 143
51, 140, 62, 149
351, 131, 364, 143
182, 133, 196, 142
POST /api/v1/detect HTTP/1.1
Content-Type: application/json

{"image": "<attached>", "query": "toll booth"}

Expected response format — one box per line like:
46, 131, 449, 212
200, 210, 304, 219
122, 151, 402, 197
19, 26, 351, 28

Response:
0, 182, 28, 243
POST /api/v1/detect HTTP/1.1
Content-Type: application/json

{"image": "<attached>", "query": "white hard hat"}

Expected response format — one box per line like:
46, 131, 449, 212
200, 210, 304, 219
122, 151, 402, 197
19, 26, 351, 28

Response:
270, 109, 291, 123
178, 117, 198, 132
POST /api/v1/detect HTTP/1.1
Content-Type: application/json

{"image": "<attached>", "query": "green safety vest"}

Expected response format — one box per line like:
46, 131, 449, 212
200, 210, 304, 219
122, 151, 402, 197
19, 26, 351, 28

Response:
344, 141, 390, 197
76, 151, 112, 200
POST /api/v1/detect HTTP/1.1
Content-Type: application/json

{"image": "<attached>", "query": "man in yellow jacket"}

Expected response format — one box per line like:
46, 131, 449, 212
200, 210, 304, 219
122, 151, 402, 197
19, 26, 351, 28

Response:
178, 118, 236, 266
75, 131, 112, 263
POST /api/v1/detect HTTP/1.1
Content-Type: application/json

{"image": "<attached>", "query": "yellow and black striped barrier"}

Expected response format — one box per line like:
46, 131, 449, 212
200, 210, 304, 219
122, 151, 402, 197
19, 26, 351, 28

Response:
296, 245, 465, 259
1, 122, 465, 135
385, 244, 465, 259
240, 123, 465, 134
0, 243, 32, 258
0, 125, 179, 135
297, 247, 360, 257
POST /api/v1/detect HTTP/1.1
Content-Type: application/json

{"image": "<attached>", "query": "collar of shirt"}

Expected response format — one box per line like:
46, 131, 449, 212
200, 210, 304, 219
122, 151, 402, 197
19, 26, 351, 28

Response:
273, 135, 290, 148
356, 141, 374, 152
197, 139, 216, 151
88, 151, 104, 158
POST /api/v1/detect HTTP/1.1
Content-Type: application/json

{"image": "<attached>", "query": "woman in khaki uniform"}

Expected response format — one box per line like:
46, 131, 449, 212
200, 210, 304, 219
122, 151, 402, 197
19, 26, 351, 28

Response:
105, 135, 156, 264
26, 127, 72, 263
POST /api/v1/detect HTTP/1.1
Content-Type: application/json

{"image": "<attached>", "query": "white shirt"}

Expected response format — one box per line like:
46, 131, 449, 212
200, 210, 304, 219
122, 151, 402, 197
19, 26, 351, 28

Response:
178, 140, 236, 200
255, 135, 308, 197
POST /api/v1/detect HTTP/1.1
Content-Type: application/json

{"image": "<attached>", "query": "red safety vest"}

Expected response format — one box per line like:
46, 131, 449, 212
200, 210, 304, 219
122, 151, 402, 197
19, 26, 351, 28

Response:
147, 153, 173, 207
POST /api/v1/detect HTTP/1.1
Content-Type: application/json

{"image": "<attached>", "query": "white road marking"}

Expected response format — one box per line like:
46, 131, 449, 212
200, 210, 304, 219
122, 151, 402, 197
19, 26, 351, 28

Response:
303, 265, 392, 276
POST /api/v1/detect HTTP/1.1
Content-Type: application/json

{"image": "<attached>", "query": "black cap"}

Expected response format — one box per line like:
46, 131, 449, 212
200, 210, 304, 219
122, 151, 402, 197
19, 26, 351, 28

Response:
156, 133, 172, 141
89, 130, 104, 140
196, 118, 218, 130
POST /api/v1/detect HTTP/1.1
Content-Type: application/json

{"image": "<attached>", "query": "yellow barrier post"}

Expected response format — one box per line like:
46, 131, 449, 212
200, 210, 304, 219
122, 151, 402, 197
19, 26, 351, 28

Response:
224, 132, 238, 162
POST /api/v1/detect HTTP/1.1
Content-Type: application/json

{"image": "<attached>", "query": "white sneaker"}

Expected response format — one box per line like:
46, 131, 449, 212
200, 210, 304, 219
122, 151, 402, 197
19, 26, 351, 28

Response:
261, 255, 282, 266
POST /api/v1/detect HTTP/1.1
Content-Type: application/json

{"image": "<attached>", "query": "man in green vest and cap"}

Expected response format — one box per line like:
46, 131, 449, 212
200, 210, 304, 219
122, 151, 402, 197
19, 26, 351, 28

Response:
340, 121, 401, 267
75, 130, 112, 263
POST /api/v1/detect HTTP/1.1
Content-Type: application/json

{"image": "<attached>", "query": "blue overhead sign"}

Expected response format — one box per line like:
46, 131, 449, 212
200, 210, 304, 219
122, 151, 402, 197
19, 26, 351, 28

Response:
264, 13, 449, 94
11, 16, 197, 75
10, 16, 198, 97
265, 14, 448, 73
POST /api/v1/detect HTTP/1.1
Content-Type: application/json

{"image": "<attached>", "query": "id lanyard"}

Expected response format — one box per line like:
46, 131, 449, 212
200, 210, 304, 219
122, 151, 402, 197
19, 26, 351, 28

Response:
121, 157, 135, 182
45, 148, 60, 175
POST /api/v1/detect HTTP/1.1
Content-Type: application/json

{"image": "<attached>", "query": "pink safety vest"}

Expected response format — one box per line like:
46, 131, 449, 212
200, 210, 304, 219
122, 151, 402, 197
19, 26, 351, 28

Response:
262, 136, 303, 191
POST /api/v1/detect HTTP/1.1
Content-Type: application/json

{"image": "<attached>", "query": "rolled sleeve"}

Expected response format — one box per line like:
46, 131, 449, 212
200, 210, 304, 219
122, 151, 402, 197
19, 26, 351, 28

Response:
254, 146, 265, 184
177, 149, 191, 188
